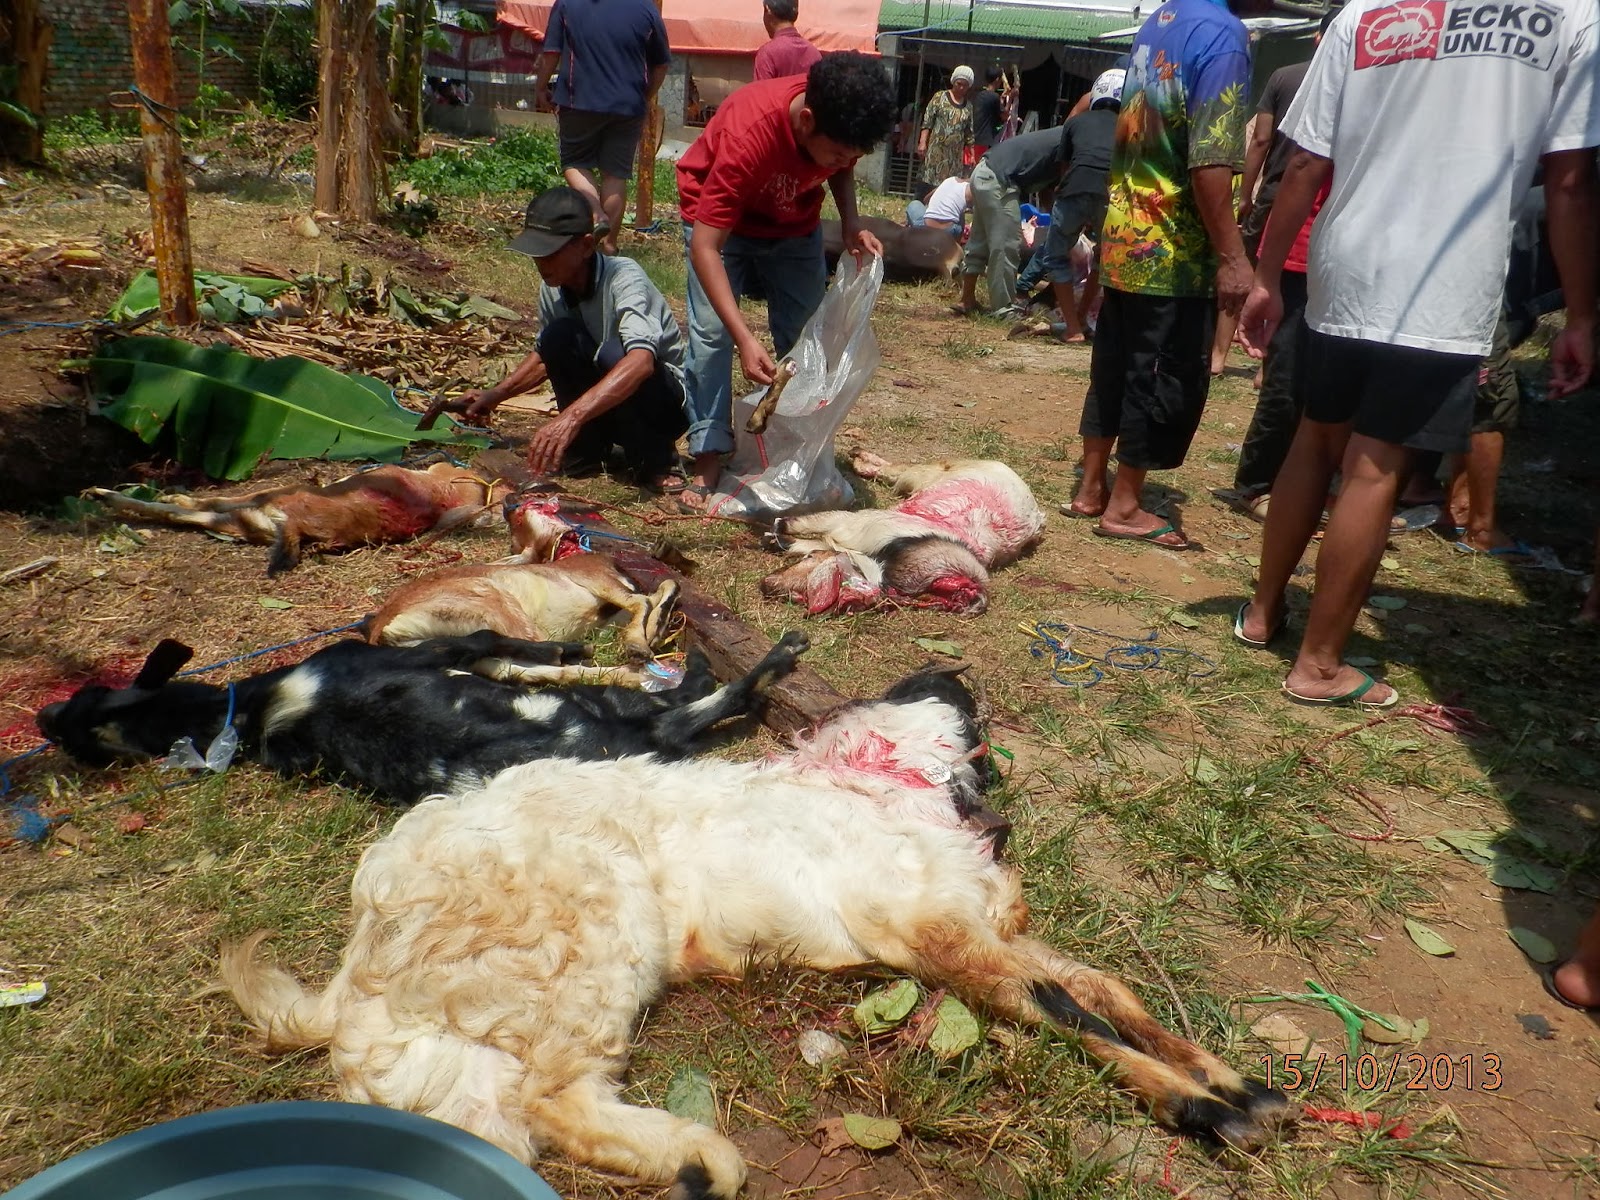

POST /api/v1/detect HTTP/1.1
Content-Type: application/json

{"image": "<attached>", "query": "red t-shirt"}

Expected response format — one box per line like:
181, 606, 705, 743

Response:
1276, 176, 1332, 275
676, 76, 837, 239
753, 27, 822, 82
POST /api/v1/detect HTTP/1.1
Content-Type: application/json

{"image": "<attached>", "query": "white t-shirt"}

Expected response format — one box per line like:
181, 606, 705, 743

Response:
924, 177, 970, 224
1283, 0, 1600, 355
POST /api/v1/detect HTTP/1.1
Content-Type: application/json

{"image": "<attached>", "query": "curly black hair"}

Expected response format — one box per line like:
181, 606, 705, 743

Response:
805, 52, 898, 152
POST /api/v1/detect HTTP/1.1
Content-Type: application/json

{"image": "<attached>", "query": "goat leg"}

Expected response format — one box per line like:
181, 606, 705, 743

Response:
744, 358, 798, 435
648, 631, 809, 747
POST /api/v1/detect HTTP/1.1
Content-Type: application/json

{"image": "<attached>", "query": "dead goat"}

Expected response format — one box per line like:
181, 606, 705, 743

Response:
35, 631, 809, 806
761, 452, 1045, 615
220, 665, 1287, 1197
363, 495, 679, 669
86, 463, 516, 575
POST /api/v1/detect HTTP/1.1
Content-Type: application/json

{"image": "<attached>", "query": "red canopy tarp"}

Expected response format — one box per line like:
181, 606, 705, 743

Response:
497, 0, 882, 57
425, 24, 545, 74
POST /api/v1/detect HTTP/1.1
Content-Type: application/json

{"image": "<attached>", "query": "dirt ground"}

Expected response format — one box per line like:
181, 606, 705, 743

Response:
3, 164, 1600, 1200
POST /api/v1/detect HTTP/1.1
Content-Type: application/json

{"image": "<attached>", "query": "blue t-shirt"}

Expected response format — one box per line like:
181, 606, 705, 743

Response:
545, 0, 671, 118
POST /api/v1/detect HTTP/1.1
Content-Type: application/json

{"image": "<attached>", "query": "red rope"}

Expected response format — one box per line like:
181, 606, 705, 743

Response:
1302, 1105, 1412, 1140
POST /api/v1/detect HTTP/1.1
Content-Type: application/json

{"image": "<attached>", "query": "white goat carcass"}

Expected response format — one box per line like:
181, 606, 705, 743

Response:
761, 452, 1045, 615
221, 669, 1286, 1197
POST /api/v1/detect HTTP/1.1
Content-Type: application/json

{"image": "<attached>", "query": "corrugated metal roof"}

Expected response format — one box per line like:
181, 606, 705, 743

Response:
879, 1, 1138, 44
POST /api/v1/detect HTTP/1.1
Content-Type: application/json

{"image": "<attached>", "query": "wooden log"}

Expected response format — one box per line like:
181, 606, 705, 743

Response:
125, 0, 197, 326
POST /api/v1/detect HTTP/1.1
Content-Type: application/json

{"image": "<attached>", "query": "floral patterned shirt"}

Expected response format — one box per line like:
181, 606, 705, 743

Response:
1099, 0, 1251, 297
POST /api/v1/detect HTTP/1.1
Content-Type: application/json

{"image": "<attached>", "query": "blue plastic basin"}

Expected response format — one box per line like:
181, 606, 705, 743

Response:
2, 1102, 562, 1200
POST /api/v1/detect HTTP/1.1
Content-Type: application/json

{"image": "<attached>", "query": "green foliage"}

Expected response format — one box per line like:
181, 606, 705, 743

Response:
398, 128, 562, 197
44, 111, 137, 150
89, 336, 488, 480
256, 1, 318, 118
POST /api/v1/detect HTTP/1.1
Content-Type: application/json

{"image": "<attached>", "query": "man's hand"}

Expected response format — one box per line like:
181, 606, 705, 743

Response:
1236, 282, 1282, 359
737, 335, 778, 386
527, 411, 582, 476
418, 389, 497, 430
1548, 320, 1596, 400
1236, 199, 1254, 228
847, 227, 884, 263
1215, 251, 1253, 317
537, 83, 554, 111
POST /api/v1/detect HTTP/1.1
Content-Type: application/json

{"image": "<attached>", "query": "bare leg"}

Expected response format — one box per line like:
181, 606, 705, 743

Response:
1452, 430, 1524, 553
957, 273, 979, 313
1076, 274, 1101, 333
599, 175, 628, 254
1239, 418, 1344, 645
563, 167, 607, 229
1051, 281, 1085, 342
1069, 436, 1114, 517
1211, 310, 1238, 375
1282, 431, 1403, 703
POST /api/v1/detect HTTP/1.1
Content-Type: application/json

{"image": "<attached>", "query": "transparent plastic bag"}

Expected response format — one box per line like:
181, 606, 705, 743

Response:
708, 253, 884, 520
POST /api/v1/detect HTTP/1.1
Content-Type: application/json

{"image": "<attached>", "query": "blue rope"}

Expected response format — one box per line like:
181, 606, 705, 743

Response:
176, 621, 366, 676
0, 319, 101, 338
1022, 621, 1218, 689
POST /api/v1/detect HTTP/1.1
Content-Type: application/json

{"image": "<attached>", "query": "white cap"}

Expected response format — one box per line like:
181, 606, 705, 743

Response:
951, 65, 975, 85
1090, 68, 1126, 108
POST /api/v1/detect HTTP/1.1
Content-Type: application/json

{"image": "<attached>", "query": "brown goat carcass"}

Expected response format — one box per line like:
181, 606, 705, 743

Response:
87, 463, 515, 575
364, 495, 679, 673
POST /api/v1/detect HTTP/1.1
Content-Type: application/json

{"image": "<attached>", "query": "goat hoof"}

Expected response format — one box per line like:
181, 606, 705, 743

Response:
776, 630, 810, 656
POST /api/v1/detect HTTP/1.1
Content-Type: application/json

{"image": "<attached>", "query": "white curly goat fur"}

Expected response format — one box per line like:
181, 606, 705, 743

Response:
222, 688, 1285, 1197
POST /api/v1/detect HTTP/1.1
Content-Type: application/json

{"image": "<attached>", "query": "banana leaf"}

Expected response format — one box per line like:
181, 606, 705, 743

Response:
108, 269, 297, 322
90, 336, 488, 481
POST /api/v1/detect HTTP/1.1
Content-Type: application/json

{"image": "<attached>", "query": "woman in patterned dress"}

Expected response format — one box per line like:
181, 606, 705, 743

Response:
917, 66, 975, 186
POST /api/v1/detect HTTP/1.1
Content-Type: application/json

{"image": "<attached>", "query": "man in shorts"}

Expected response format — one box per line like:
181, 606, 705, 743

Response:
1235, 0, 1598, 708
1064, 0, 1257, 544
537, 0, 671, 255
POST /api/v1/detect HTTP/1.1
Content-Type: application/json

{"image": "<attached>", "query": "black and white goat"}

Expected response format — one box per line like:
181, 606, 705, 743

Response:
35, 631, 809, 806
761, 452, 1046, 615
221, 667, 1288, 1198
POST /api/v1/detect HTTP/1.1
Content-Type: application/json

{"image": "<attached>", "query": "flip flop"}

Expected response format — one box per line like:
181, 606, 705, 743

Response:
1282, 669, 1399, 711
1542, 962, 1600, 1013
948, 303, 978, 317
1390, 503, 1442, 534
1092, 522, 1191, 550
1058, 501, 1105, 520
1450, 537, 1536, 560
1232, 601, 1285, 649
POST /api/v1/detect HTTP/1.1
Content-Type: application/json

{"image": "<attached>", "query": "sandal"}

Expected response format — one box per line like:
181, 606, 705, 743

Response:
650, 468, 690, 496
1282, 669, 1399, 711
1232, 601, 1285, 649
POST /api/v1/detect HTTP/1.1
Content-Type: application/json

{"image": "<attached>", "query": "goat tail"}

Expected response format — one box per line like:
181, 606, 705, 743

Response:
219, 930, 337, 1051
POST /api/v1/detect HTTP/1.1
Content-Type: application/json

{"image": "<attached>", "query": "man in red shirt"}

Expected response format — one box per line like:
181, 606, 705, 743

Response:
674, 52, 896, 509
754, 0, 822, 81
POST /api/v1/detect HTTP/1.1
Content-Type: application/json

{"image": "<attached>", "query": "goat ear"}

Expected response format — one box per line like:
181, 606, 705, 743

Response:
134, 639, 195, 689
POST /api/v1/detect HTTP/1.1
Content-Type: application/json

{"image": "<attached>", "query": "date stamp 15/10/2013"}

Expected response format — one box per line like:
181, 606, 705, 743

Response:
1258, 1052, 1502, 1093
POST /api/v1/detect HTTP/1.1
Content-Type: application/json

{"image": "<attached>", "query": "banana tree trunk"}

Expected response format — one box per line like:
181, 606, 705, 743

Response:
314, 0, 389, 221
1, 0, 50, 163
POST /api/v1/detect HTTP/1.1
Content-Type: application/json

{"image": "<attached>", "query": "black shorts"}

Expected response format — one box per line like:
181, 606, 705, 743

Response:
1079, 288, 1215, 471
557, 109, 644, 179
1299, 330, 1479, 453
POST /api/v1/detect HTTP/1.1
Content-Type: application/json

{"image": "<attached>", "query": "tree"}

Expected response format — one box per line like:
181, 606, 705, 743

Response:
0, 0, 50, 164
314, 0, 399, 221
386, 0, 431, 158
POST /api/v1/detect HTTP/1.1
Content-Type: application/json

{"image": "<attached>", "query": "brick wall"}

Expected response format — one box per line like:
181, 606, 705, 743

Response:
44, 0, 270, 119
